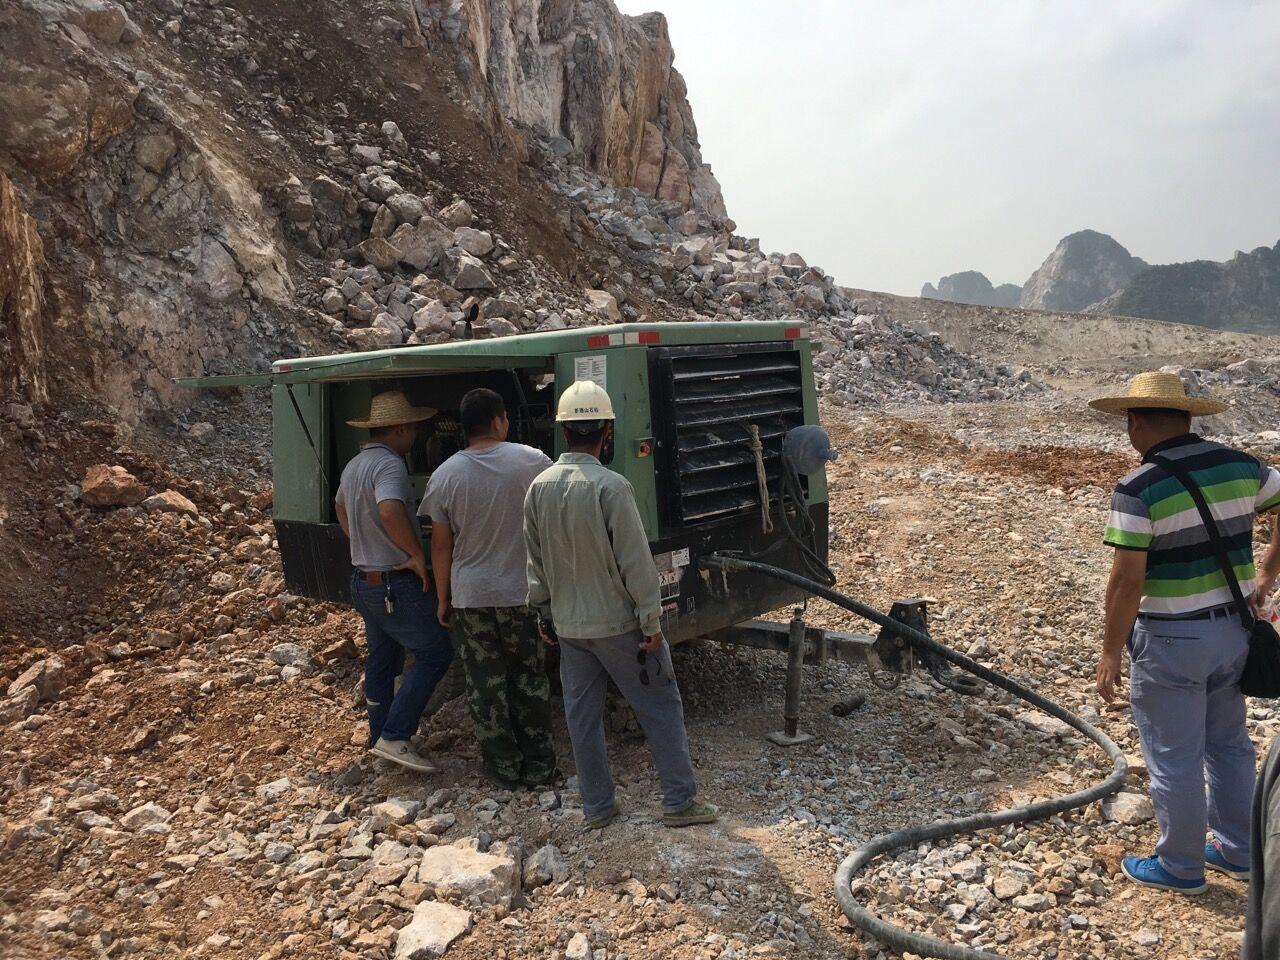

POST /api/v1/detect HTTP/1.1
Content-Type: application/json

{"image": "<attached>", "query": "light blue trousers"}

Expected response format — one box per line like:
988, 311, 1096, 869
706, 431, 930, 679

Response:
559, 630, 698, 819
1129, 610, 1256, 878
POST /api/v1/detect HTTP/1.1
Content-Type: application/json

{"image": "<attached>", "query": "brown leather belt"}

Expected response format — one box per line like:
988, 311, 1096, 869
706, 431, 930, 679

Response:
359, 570, 399, 585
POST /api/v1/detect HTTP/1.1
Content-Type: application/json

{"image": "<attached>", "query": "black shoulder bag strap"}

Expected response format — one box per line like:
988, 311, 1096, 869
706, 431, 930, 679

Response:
1148, 453, 1255, 625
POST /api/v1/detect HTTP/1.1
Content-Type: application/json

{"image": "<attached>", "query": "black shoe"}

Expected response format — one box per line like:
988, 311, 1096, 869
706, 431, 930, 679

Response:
521, 766, 562, 788
481, 765, 522, 791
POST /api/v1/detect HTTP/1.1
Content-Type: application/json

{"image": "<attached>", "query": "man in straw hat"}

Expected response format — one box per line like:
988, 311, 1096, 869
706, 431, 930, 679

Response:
336, 389, 453, 773
1092, 370, 1280, 893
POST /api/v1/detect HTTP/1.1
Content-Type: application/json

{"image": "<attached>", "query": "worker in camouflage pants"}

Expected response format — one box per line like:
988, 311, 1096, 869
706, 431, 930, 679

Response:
450, 606, 556, 786
419, 388, 558, 789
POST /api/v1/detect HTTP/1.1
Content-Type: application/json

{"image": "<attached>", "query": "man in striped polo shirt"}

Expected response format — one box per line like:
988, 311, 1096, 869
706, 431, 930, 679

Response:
1093, 371, 1280, 894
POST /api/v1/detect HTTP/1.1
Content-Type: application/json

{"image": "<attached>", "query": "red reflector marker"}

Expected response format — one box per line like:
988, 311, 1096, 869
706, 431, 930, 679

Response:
637, 331, 660, 344
784, 327, 801, 339
585, 334, 611, 348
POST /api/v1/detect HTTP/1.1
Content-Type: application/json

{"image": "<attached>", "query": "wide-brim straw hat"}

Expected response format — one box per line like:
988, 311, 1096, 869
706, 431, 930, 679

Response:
346, 390, 437, 429
1088, 371, 1228, 417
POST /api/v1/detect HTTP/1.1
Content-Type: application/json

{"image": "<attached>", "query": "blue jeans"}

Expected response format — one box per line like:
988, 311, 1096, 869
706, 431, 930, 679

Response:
1129, 610, 1256, 878
350, 571, 453, 745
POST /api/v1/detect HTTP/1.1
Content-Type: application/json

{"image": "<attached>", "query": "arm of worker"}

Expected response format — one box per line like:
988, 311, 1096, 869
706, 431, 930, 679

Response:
419, 477, 453, 624
1253, 464, 1280, 607
378, 500, 427, 589
1097, 547, 1146, 702
1097, 484, 1151, 703
370, 458, 426, 588
523, 489, 554, 642
600, 478, 663, 649
430, 522, 454, 627
334, 479, 351, 538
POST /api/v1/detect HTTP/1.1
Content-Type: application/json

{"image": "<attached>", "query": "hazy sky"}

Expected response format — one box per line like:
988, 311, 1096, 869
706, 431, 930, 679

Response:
614, 0, 1280, 296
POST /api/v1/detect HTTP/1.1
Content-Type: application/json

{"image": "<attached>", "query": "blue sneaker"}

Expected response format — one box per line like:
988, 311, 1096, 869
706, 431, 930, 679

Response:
1122, 855, 1207, 895
1205, 840, 1250, 880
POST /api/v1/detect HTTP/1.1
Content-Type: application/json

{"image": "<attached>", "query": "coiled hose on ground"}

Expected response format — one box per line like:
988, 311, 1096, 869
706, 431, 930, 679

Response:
702, 554, 1128, 960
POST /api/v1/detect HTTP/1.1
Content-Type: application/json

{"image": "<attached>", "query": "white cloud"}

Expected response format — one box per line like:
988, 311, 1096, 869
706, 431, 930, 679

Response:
615, 0, 1280, 294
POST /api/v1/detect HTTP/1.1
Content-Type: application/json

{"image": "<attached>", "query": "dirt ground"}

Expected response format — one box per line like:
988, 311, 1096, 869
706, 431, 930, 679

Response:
4, 384, 1278, 960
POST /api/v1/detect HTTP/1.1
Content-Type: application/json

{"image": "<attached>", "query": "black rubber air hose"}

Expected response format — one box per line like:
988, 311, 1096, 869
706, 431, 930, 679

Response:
701, 553, 1127, 960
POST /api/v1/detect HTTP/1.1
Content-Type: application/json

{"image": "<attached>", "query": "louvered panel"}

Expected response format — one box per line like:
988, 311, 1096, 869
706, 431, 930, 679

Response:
652, 343, 805, 526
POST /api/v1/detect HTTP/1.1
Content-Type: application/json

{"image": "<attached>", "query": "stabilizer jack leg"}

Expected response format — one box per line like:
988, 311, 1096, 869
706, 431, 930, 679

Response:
767, 608, 813, 746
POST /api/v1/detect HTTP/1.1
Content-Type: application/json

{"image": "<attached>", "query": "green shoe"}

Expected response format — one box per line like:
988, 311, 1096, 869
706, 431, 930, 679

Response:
663, 800, 718, 828
584, 802, 621, 830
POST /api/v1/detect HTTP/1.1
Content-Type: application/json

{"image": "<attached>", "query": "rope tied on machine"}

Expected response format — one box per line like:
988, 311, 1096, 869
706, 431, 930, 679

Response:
746, 423, 774, 535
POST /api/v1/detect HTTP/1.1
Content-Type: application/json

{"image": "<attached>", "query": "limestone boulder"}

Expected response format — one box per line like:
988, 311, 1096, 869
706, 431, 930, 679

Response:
451, 253, 495, 290
120, 802, 171, 830
81, 465, 146, 507
394, 901, 472, 959
415, 840, 519, 906
392, 218, 453, 271
142, 490, 198, 517
438, 199, 473, 228
453, 227, 493, 258
385, 193, 427, 225
584, 289, 621, 324
360, 237, 400, 270
28, 0, 138, 44
523, 844, 568, 888
9, 655, 66, 703
1102, 792, 1154, 825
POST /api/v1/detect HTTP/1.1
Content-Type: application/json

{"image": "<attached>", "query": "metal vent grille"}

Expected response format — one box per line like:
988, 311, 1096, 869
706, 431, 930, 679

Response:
652, 344, 805, 526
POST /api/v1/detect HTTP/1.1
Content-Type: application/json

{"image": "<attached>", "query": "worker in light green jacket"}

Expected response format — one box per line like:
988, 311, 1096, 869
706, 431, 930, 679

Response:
523, 381, 717, 830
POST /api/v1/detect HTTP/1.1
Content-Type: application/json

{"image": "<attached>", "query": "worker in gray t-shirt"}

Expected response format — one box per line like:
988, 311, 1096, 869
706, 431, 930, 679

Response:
335, 390, 452, 774
419, 388, 556, 790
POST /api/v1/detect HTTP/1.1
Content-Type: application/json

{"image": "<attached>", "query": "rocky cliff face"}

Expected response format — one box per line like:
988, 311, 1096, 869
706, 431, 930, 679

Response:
921, 270, 1020, 308
0, 170, 50, 402
1088, 241, 1280, 333
419, 0, 727, 220
1019, 229, 1147, 313
1, 0, 1024, 430
0, 0, 299, 418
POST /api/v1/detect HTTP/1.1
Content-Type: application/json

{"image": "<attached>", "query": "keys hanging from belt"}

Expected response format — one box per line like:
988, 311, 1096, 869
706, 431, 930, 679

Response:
385, 583, 395, 614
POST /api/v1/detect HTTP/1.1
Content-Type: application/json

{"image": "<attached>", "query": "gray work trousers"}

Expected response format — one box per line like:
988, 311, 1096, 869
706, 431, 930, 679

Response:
559, 630, 698, 819
1129, 609, 1256, 878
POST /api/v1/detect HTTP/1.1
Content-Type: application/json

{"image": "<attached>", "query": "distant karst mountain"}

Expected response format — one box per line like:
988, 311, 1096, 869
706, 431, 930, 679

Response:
922, 229, 1280, 334
1086, 241, 1280, 334
920, 271, 1021, 308
1018, 229, 1148, 313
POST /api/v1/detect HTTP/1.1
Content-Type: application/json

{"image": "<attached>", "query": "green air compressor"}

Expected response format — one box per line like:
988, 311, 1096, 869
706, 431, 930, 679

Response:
181, 321, 834, 643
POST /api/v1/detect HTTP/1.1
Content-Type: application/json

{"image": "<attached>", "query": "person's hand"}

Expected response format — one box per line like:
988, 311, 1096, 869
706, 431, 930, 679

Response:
437, 595, 451, 628
396, 554, 428, 591
639, 632, 662, 652
1252, 572, 1277, 615
1095, 652, 1124, 704
537, 617, 557, 646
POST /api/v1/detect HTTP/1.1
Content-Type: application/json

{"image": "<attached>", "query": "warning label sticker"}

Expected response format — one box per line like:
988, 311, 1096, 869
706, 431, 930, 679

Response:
574, 354, 607, 390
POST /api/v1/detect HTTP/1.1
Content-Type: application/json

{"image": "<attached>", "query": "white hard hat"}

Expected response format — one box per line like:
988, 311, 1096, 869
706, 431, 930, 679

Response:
556, 380, 615, 423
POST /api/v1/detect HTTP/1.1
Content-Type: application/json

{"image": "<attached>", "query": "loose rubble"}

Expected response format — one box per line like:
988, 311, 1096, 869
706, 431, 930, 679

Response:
5, 391, 1277, 960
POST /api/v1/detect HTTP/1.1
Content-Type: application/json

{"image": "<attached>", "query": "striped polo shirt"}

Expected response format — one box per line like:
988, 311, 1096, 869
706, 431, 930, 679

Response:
1104, 434, 1280, 615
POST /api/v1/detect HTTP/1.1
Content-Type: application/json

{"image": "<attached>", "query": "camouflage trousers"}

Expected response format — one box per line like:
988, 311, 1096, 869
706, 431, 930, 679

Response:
450, 606, 556, 783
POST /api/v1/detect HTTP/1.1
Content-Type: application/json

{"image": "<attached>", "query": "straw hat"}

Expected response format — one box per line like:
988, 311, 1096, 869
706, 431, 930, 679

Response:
1088, 371, 1228, 417
346, 390, 437, 429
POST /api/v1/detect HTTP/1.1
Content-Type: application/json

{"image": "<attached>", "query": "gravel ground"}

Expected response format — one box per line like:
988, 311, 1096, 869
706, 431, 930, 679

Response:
3, 390, 1279, 960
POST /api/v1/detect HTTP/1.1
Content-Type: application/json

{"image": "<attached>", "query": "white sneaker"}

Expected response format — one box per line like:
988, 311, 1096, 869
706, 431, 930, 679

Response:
369, 738, 438, 773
